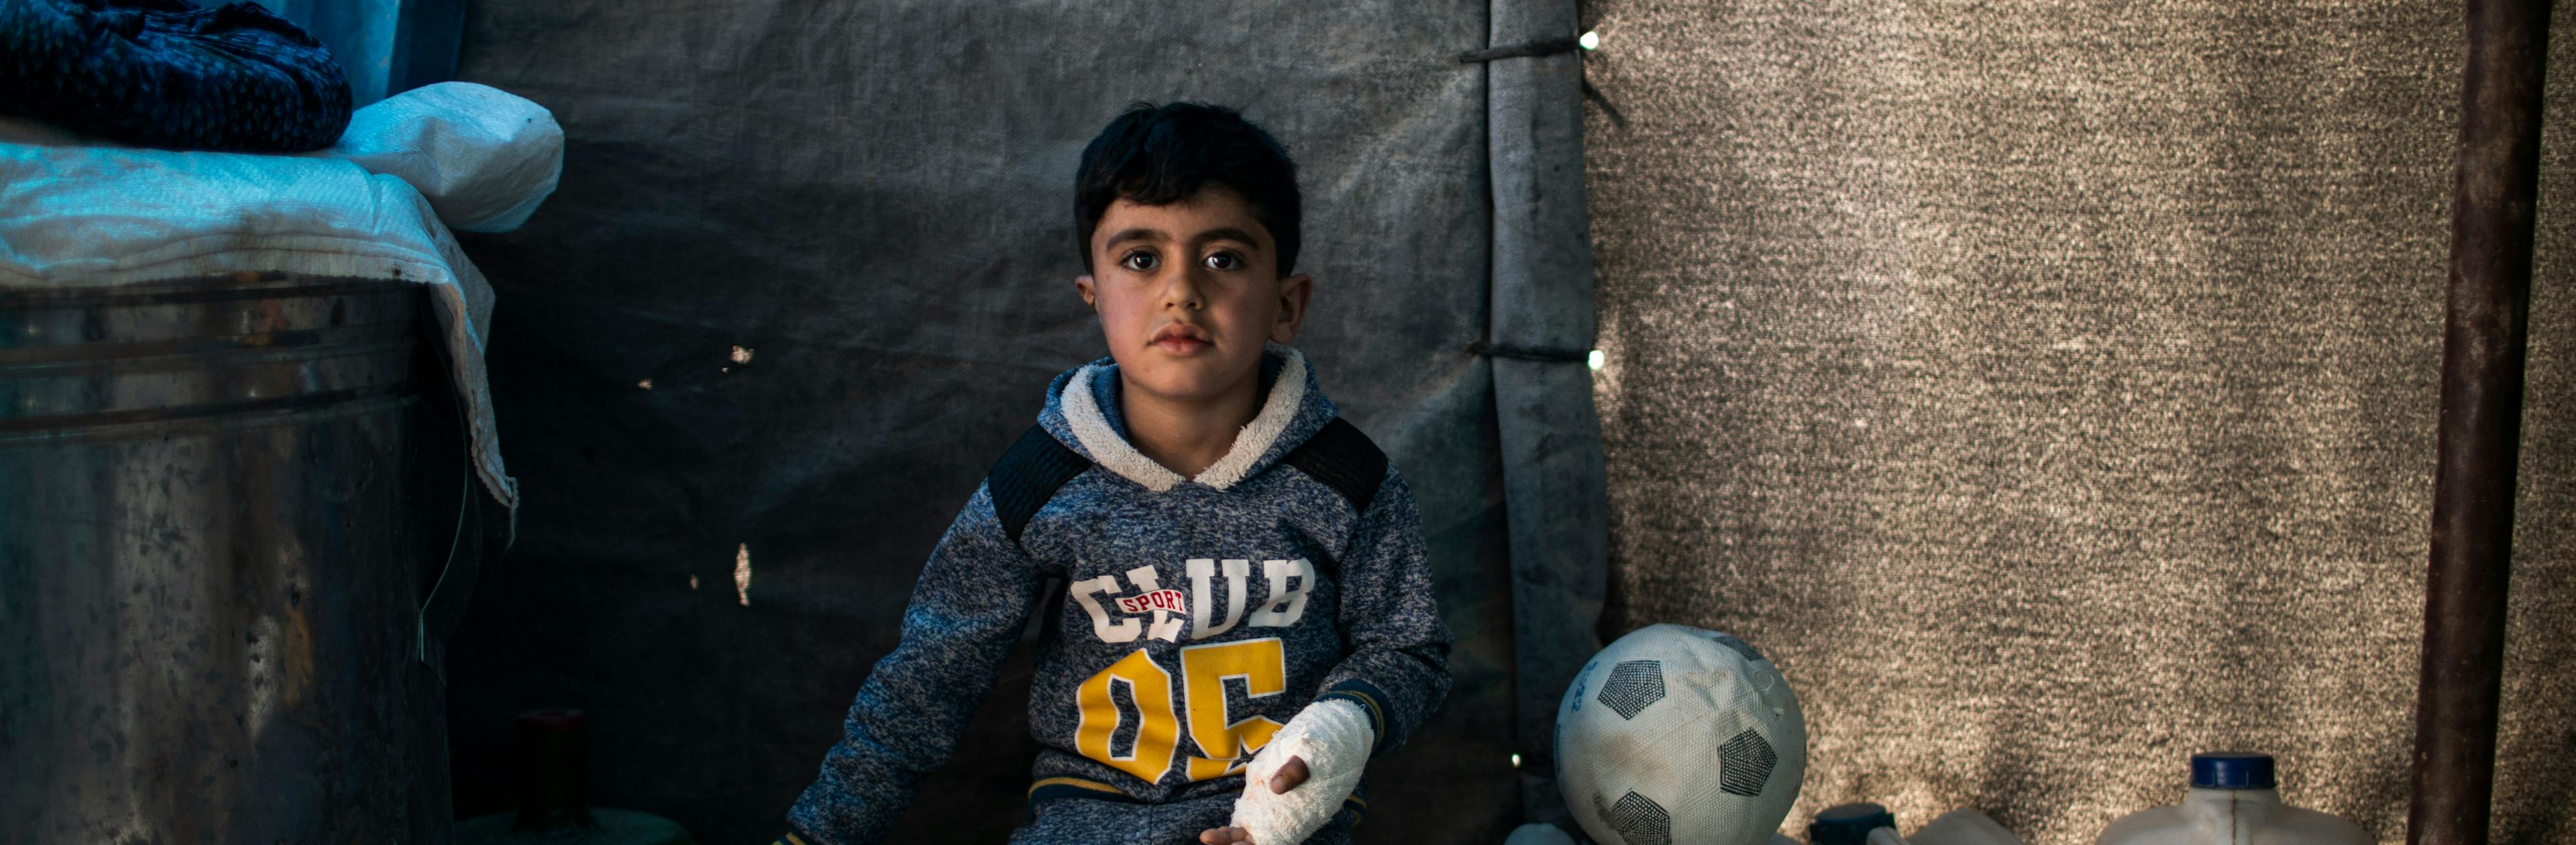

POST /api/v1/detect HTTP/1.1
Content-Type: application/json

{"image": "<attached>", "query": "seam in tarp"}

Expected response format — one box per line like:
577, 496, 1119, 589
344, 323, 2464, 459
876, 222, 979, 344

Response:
1483, 0, 1611, 828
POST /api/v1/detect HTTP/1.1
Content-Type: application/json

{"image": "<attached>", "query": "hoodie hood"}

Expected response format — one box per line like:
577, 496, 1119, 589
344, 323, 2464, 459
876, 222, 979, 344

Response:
1036, 343, 1336, 493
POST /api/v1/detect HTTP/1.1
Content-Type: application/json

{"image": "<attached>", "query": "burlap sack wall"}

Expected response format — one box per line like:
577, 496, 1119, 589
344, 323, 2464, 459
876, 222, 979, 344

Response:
1580, 1, 2573, 843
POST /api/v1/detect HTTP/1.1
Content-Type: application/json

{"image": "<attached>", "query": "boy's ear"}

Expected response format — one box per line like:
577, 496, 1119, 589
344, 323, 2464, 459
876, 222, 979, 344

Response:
1270, 273, 1313, 343
1075, 274, 1097, 310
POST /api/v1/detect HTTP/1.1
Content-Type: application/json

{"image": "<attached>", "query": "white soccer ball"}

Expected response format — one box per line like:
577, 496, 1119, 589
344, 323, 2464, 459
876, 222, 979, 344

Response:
1556, 624, 1807, 845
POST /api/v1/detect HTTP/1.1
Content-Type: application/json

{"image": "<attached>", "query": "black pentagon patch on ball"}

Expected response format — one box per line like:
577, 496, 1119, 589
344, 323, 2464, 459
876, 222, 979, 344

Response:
1607, 790, 1672, 845
1719, 728, 1778, 796
1595, 659, 1666, 720
1709, 631, 1766, 663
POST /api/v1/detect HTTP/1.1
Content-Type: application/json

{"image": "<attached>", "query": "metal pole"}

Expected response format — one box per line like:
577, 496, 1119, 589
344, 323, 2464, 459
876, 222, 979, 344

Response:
2409, 1, 2551, 843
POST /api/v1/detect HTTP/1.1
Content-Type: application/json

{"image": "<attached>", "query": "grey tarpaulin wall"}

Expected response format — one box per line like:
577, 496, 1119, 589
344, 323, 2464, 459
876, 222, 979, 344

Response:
1582, 1, 2573, 844
441, 0, 1603, 842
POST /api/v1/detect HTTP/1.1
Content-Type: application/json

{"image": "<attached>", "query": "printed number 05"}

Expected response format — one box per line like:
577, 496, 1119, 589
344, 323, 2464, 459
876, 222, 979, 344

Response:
1074, 637, 1288, 783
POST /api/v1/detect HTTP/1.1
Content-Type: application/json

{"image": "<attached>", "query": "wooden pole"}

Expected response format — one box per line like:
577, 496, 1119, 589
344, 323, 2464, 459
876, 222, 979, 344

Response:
2408, 1, 2552, 843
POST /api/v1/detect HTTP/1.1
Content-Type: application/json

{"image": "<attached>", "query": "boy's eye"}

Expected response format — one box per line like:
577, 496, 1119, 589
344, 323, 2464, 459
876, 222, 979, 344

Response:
1202, 252, 1242, 271
1119, 251, 1158, 272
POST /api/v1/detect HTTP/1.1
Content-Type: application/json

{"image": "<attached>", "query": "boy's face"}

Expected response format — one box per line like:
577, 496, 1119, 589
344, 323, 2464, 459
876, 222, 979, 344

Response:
1075, 186, 1311, 406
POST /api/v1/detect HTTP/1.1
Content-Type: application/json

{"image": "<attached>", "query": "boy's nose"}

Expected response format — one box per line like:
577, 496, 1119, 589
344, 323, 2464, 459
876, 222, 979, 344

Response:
1161, 270, 1207, 309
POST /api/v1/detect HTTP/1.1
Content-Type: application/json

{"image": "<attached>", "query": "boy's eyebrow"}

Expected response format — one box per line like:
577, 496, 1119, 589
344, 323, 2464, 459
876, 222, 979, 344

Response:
1102, 227, 1166, 247
1101, 227, 1267, 250
1191, 227, 1265, 249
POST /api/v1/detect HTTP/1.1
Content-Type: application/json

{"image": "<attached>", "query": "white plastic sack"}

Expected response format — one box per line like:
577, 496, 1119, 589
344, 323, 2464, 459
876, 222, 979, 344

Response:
319, 81, 563, 233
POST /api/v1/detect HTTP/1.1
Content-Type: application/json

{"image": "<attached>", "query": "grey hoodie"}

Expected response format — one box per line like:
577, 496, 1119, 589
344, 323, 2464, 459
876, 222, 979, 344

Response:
786, 345, 1452, 843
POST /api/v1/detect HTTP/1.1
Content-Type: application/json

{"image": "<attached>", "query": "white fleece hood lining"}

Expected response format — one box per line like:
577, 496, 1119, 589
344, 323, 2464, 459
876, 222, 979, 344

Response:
1062, 347, 1310, 493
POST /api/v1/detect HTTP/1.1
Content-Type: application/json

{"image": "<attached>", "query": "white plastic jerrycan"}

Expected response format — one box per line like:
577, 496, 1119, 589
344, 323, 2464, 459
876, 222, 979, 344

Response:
2097, 752, 2369, 845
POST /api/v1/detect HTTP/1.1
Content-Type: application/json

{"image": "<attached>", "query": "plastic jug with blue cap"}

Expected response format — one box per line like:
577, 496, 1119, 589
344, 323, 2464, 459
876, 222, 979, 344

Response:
2096, 752, 2369, 845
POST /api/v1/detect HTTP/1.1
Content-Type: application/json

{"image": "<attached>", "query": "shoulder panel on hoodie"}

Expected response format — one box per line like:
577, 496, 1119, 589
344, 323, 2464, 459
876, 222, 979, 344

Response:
1277, 416, 1389, 516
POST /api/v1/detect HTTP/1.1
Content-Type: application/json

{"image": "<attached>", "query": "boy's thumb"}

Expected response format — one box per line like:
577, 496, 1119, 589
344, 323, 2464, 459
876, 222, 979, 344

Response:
1269, 756, 1310, 793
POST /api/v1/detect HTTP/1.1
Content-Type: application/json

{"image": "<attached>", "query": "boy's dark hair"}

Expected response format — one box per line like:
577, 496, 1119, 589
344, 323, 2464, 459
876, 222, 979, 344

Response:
1074, 102, 1303, 275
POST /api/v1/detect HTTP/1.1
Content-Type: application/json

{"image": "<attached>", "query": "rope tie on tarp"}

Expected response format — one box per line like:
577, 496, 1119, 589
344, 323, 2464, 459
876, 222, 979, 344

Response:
1464, 341, 1590, 363
1457, 37, 1579, 63
1458, 35, 1627, 130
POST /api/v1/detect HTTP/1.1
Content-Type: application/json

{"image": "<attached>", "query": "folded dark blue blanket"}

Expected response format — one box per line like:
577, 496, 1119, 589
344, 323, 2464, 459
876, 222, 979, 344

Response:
2, 0, 351, 151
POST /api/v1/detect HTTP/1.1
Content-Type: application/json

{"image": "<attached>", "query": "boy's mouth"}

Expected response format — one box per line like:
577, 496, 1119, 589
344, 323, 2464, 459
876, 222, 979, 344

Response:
1150, 324, 1211, 355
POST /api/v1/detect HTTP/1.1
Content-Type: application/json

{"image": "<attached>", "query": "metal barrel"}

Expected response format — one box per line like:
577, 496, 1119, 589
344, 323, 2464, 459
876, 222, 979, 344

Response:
0, 272, 457, 844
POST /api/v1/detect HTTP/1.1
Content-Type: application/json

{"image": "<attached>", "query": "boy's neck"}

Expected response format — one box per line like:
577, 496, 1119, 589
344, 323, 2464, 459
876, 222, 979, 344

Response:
1119, 372, 1263, 480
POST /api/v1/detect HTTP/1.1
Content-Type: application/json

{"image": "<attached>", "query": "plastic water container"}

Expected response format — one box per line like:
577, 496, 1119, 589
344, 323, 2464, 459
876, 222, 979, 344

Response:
2097, 752, 2370, 845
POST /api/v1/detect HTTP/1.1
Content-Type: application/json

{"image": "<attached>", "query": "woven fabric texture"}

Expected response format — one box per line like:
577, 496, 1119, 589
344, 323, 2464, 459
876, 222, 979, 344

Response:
1581, 2, 2575, 843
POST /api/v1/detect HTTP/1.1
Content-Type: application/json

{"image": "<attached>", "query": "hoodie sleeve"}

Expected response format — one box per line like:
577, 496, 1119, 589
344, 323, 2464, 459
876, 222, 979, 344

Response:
1314, 467, 1453, 754
784, 484, 1042, 844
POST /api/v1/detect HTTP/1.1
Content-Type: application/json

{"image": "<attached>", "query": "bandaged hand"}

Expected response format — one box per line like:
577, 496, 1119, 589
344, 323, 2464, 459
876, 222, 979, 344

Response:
1217, 698, 1374, 845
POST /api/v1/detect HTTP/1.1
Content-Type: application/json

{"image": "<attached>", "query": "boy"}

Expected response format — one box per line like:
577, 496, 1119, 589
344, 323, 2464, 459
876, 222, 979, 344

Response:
780, 103, 1452, 844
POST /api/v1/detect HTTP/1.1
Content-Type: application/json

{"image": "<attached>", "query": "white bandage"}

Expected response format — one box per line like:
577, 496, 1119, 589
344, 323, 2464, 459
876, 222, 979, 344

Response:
1230, 698, 1375, 845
